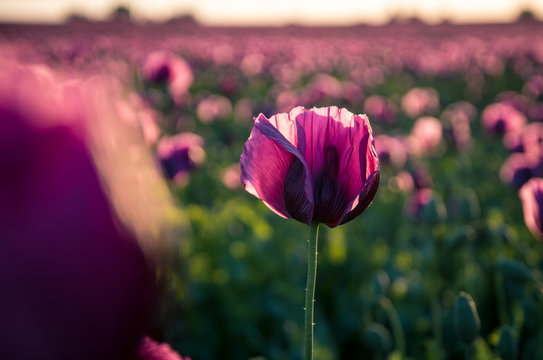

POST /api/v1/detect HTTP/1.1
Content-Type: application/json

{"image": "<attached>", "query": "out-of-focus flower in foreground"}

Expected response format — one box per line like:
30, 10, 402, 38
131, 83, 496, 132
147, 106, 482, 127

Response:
0, 63, 182, 360
240, 106, 380, 227
519, 177, 543, 240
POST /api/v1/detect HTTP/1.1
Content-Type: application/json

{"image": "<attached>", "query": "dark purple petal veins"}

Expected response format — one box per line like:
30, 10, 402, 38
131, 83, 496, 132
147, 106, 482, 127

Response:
312, 146, 353, 226
284, 156, 313, 224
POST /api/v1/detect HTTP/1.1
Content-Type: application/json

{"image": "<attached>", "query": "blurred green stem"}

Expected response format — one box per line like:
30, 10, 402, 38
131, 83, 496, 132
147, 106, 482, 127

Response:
430, 241, 443, 359
379, 296, 406, 357
305, 222, 319, 360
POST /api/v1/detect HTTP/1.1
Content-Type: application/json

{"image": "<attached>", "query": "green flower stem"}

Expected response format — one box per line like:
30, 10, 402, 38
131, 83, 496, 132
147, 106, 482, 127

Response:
379, 296, 406, 357
305, 222, 319, 360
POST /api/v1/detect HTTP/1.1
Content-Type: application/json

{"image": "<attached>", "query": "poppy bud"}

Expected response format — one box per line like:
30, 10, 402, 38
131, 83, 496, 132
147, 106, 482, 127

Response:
497, 325, 517, 360
453, 292, 480, 344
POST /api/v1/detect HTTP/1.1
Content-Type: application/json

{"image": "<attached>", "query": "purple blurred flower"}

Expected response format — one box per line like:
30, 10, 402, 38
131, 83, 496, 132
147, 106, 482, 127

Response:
441, 102, 476, 152
500, 152, 543, 189
411, 165, 434, 190
196, 95, 232, 124
0, 65, 158, 360
523, 74, 543, 100
481, 102, 526, 136
495, 91, 533, 117
401, 87, 440, 118
138, 337, 189, 360
404, 188, 446, 223
240, 106, 380, 227
374, 134, 408, 169
363, 95, 397, 124
519, 178, 543, 240
142, 51, 193, 105
157, 133, 205, 186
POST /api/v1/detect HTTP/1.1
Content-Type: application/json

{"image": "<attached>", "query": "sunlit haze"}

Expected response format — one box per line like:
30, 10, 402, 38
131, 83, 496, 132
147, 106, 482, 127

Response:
1, 0, 543, 25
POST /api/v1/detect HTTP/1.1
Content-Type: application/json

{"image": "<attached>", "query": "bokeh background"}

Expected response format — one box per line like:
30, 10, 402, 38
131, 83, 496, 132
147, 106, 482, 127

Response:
3, 1, 543, 359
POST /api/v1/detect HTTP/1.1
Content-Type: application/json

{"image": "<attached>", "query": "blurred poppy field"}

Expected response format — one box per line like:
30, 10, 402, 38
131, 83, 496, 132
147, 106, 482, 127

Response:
3, 18, 543, 360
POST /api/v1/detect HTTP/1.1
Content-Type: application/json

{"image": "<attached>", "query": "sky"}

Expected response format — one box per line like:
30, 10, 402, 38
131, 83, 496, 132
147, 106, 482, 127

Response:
1, 0, 542, 26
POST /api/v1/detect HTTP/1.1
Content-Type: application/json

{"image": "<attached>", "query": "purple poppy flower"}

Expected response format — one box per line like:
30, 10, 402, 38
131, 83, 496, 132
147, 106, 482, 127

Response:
240, 106, 380, 228
157, 133, 205, 186
138, 337, 189, 360
481, 103, 526, 136
519, 178, 543, 240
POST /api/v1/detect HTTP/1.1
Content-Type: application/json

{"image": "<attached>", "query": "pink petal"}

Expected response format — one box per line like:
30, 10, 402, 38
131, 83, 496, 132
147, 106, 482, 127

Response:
240, 112, 313, 222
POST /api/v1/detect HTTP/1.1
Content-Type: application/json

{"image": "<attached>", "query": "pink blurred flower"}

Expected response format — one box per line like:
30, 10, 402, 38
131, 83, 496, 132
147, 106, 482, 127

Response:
157, 133, 205, 187
240, 106, 380, 227
495, 91, 533, 117
388, 170, 415, 194
233, 98, 255, 124
481, 102, 526, 136
341, 81, 364, 104
374, 134, 408, 169
240, 52, 265, 76
142, 51, 193, 105
138, 337, 189, 360
363, 95, 397, 124
303, 73, 343, 104
408, 116, 443, 156
411, 165, 434, 190
196, 95, 232, 124
519, 177, 543, 240
441, 102, 476, 152
401, 87, 440, 118
522, 74, 543, 100
405, 188, 433, 216
503, 122, 543, 154
222, 163, 242, 190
